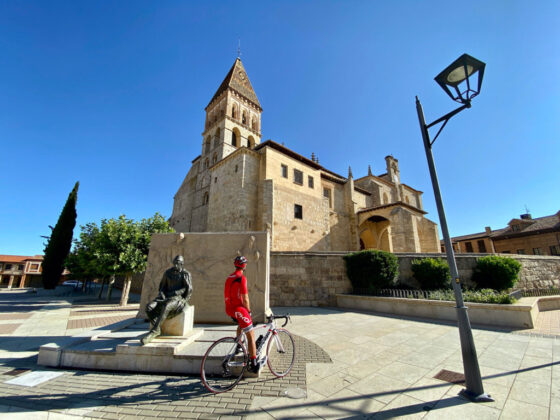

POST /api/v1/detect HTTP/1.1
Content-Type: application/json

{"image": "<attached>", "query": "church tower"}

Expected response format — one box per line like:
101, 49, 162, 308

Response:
200, 58, 262, 169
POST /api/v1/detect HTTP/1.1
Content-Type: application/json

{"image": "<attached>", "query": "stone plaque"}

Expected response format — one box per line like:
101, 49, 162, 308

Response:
139, 232, 270, 323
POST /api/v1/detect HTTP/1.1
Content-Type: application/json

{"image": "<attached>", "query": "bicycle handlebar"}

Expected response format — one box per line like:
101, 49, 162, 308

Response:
267, 314, 291, 328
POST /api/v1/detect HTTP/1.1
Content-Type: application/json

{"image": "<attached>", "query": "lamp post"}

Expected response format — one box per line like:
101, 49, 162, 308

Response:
416, 53, 493, 402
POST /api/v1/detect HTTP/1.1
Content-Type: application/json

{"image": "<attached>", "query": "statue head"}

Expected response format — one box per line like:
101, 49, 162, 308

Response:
173, 255, 184, 269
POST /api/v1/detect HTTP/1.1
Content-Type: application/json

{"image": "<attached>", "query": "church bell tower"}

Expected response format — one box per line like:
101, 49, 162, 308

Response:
200, 58, 262, 170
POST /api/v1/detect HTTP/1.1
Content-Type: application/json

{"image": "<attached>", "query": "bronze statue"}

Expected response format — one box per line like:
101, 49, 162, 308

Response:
141, 255, 192, 345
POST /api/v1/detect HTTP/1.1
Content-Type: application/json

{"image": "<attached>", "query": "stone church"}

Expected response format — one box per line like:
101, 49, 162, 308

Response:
169, 58, 440, 253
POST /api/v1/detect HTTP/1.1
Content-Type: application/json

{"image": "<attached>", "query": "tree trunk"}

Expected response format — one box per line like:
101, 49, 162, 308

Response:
120, 273, 132, 306
98, 278, 105, 299
106, 275, 115, 301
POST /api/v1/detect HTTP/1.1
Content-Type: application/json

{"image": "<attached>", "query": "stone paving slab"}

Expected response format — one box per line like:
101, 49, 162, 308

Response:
2, 290, 560, 418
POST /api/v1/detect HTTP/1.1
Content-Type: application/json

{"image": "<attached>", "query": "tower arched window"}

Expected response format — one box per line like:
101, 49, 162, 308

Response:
242, 111, 247, 125
204, 136, 211, 154
212, 153, 217, 164
213, 128, 220, 148
252, 117, 258, 130
231, 105, 237, 119
231, 131, 238, 147
205, 158, 209, 169
248, 136, 255, 149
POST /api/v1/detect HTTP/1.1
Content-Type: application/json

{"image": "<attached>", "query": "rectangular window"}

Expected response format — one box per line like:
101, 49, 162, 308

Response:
550, 245, 560, 256
5, 264, 11, 270
30, 263, 39, 271
533, 248, 542, 255
512, 224, 521, 232
503, 251, 511, 253
323, 187, 332, 208
465, 242, 473, 253
293, 169, 303, 185
308, 176, 314, 189
294, 204, 303, 219
18, 265, 24, 271
517, 249, 525, 254
477, 240, 486, 253
281, 164, 288, 178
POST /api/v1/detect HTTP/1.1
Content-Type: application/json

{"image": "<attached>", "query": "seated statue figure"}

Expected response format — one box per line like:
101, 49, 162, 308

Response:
141, 255, 193, 345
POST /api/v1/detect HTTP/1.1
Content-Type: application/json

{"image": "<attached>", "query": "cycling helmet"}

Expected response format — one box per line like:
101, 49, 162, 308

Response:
234, 256, 248, 269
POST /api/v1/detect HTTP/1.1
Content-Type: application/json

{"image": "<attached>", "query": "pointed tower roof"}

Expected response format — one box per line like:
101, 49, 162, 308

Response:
206, 58, 262, 110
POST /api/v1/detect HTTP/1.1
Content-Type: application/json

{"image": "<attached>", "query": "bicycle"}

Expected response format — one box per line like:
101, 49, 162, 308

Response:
200, 313, 296, 393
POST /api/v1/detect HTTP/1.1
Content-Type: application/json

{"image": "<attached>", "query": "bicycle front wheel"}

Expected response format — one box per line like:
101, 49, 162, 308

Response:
201, 337, 248, 393
267, 328, 295, 377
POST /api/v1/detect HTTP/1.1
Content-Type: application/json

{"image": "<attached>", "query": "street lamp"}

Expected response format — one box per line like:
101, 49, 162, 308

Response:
416, 53, 493, 402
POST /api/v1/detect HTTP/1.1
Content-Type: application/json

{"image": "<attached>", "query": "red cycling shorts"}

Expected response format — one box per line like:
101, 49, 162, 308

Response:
228, 306, 253, 332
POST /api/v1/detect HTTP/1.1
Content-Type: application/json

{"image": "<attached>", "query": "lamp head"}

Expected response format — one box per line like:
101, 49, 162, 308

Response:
434, 53, 485, 104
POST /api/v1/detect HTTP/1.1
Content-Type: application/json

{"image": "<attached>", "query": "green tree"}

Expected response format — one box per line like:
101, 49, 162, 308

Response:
66, 223, 103, 291
67, 213, 173, 304
42, 182, 79, 289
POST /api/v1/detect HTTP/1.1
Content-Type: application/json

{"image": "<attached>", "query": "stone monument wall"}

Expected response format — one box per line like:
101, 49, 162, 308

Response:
139, 232, 270, 323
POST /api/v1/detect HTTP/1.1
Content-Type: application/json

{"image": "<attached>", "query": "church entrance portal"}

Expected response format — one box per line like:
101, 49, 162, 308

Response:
359, 215, 391, 251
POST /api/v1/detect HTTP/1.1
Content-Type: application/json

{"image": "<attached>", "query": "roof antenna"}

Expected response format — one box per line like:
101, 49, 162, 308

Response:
237, 39, 241, 58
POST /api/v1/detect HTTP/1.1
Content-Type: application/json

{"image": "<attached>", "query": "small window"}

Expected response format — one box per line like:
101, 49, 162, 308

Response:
465, 242, 474, 253
242, 112, 247, 124
477, 240, 486, 253
30, 263, 39, 271
533, 248, 542, 255
235, 165, 238, 173
323, 187, 332, 208
212, 153, 217, 164
214, 177, 217, 183
5, 264, 12, 270
550, 245, 560, 255
294, 204, 303, 219
18, 265, 24, 271
281, 164, 288, 178
517, 249, 525, 254
293, 169, 303, 185
512, 224, 521, 232
231, 132, 238, 147
205, 159, 209, 169
308, 176, 314, 189
203, 192, 209, 205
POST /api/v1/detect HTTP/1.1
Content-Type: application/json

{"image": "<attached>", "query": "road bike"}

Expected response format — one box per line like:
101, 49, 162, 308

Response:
200, 313, 295, 393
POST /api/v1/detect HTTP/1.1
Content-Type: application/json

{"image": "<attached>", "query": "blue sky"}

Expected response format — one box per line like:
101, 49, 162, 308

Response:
1, 1, 559, 256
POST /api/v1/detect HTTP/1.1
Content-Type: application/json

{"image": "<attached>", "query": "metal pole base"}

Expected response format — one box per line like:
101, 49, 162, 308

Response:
458, 388, 494, 403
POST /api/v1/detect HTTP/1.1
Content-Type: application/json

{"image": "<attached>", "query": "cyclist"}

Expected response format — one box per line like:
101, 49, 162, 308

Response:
224, 256, 262, 373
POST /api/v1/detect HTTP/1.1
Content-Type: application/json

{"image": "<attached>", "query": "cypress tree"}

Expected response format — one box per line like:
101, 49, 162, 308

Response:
42, 181, 79, 289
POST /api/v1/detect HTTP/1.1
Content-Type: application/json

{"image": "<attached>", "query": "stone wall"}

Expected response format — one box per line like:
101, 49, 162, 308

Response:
269, 252, 352, 307
269, 251, 560, 307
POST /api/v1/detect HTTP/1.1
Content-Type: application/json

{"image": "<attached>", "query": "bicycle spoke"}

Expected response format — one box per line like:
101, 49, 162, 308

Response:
267, 329, 295, 377
201, 337, 247, 393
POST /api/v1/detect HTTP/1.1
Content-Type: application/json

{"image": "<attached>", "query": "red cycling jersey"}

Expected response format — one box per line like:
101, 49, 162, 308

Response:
224, 270, 247, 315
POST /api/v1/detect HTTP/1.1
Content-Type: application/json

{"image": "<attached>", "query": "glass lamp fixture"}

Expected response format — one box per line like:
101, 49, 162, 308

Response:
435, 53, 486, 104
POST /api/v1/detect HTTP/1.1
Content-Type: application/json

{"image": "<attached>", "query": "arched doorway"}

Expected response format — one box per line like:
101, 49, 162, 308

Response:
358, 215, 391, 252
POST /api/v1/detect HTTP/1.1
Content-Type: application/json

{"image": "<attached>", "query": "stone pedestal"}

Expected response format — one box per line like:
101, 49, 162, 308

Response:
161, 305, 194, 336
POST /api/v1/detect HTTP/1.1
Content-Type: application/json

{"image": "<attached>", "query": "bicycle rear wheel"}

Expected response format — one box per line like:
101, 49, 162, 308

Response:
201, 337, 248, 393
267, 328, 295, 377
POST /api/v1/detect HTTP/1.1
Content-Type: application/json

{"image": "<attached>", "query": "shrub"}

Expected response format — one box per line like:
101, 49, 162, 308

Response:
411, 258, 451, 290
344, 250, 398, 293
472, 256, 522, 291
425, 288, 515, 304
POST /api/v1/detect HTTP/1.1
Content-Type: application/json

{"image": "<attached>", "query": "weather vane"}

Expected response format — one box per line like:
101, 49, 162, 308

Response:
237, 39, 241, 58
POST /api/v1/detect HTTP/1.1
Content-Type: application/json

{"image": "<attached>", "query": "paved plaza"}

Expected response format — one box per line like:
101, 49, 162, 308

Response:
0, 289, 559, 419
